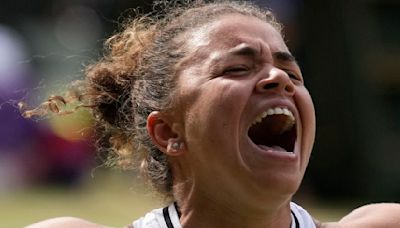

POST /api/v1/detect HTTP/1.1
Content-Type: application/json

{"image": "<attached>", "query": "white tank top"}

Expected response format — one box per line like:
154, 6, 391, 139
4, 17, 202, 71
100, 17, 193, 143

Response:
132, 202, 316, 228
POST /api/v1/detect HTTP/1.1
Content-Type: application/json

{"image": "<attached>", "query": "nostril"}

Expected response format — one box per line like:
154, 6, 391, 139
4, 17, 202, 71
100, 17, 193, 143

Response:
285, 84, 295, 93
263, 83, 279, 90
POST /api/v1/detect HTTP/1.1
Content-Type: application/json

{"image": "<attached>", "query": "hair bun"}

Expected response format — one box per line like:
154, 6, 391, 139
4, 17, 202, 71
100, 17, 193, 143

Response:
86, 63, 132, 127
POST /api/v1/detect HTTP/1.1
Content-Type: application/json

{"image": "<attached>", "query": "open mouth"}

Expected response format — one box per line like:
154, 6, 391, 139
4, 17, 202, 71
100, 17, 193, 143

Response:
248, 107, 297, 153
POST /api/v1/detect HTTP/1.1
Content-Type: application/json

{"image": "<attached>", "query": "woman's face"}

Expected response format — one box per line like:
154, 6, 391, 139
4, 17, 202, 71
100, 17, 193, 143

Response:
172, 14, 315, 202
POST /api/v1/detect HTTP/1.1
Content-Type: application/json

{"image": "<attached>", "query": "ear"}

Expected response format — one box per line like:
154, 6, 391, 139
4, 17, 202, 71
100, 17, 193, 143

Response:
147, 111, 185, 156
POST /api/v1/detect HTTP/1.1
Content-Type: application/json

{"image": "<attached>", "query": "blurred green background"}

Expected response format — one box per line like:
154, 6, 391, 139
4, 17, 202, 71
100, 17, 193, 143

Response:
0, 170, 356, 227
0, 0, 399, 227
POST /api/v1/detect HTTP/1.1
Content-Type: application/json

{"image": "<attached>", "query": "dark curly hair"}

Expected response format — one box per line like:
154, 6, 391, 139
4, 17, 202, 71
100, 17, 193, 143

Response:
21, 0, 282, 199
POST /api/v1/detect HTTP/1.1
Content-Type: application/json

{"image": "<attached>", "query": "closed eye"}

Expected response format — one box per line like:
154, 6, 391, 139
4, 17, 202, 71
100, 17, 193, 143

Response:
284, 70, 302, 82
223, 65, 250, 76
287, 72, 298, 80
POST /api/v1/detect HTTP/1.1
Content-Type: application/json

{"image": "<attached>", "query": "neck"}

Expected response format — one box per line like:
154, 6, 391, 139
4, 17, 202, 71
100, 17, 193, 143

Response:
175, 187, 293, 228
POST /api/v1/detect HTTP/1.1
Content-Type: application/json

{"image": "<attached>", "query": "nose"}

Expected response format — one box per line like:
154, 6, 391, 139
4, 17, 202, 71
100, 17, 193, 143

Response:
255, 67, 295, 96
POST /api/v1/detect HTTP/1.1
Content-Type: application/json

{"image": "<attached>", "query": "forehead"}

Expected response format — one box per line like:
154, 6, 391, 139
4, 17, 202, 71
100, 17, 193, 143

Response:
184, 14, 288, 56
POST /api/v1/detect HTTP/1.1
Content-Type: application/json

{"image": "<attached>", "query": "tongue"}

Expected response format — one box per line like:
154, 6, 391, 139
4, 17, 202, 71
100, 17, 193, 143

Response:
257, 144, 288, 153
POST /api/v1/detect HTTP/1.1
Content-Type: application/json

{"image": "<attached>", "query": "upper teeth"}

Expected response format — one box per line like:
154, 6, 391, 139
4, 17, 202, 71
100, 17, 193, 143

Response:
251, 107, 295, 126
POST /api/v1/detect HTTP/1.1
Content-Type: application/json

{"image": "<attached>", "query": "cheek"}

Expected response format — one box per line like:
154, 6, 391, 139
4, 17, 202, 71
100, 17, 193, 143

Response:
297, 89, 316, 150
183, 80, 248, 153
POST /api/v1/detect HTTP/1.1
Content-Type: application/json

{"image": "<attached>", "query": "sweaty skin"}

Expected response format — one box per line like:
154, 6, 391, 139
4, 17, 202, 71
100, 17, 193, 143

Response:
26, 13, 400, 228
164, 14, 314, 228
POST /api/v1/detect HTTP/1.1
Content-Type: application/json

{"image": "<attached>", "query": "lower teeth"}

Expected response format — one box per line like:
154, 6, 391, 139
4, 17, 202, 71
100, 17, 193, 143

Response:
271, 145, 286, 152
258, 145, 291, 153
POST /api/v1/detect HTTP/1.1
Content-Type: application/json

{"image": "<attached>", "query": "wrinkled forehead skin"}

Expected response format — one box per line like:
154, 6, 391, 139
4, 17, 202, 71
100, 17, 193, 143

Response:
179, 14, 289, 65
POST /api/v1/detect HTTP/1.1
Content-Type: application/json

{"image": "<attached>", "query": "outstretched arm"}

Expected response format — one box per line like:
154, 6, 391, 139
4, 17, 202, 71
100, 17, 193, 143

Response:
319, 203, 400, 228
26, 217, 109, 228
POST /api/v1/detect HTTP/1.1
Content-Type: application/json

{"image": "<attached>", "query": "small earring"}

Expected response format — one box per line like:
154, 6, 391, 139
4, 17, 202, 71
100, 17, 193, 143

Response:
171, 142, 180, 150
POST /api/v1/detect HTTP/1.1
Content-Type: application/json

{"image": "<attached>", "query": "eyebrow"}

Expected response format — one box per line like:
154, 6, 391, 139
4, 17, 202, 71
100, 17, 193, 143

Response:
229, 45, 260, 56
228, 45, 296, 62
228, 45, 259, 57
273, 51, 296, 62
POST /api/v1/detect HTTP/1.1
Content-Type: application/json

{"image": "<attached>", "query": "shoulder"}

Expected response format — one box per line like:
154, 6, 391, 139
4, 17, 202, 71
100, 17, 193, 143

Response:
26, 217, 109, 228
319, 203, 400, 228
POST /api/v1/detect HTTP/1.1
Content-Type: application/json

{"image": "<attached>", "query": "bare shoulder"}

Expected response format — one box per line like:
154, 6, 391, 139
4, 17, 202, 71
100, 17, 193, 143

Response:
317, 203, 400, 228
26, 217, 110, 228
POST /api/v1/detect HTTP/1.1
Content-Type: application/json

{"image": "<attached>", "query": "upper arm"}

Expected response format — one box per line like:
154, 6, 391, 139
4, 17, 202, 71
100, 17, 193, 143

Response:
319, 203, 400, 228
25, 217, 109, 228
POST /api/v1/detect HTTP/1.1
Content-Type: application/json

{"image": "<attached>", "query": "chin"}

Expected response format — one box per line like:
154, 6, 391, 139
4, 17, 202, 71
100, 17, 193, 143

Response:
252, 170, 304, 199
